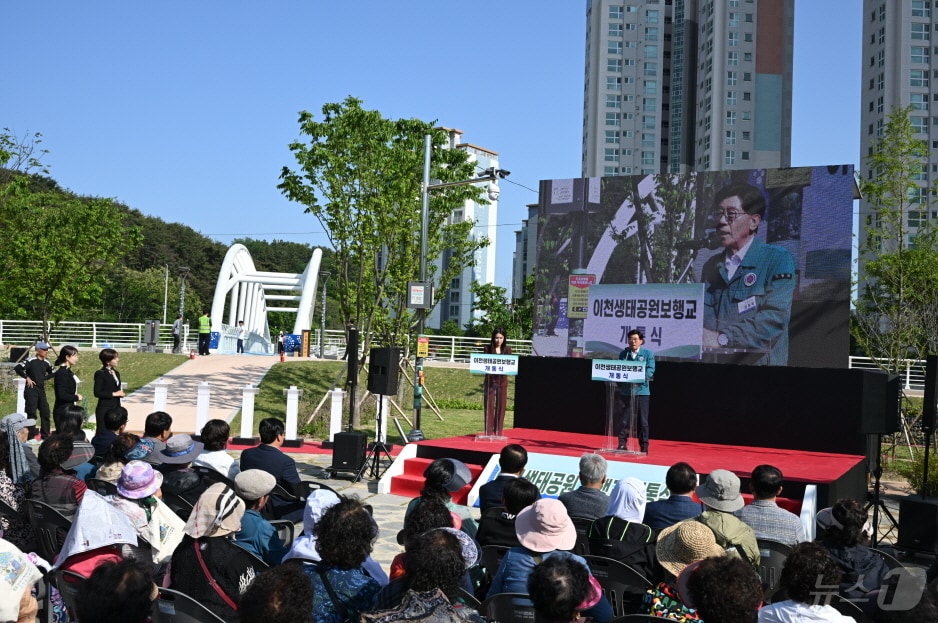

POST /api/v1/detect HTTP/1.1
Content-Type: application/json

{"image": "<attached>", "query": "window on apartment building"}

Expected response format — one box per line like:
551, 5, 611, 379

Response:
912, 69, 930, 87
625, 22, 637, 30
626, 6, 637, 12
624, 112, 635, 119
609, 23, 623, 37
913, 0, 930, 18
868, 123, 874, 136
870, 55, 875, 67
745, 13, 753, 22
625, 40, 637, 48
646, 9, 659, 23
744, 33, 753, 42
742, 111, 751, 120
914, 164, 928, 180
912, 117, 928, 133
643, 98, 657, 111
607, 76, 622, 90
644, 80, 658, 94
878, 73, 884, 90
645, 45, 658, 57
641, 151, 655, 165
622, 166, 633, 173
727, 51, 738, 66
645, 27, 658, 41
879, 26, 885, 44
623, 130, 633, 137
742, 131, 750, 141
624, 76, 635, 84
623, 148, 633, 156
608, 41, 623, 55
642, 133, 655, 146
624, 58, 636, 66
726, 130, 736, 145
644, 62, 657, 76
729, 12, 739, 27
912, 92, 929, 111
726, 110, 737, 125
605, 130, 619, 144
607, 59, 623, 72
609, 5, 623, 19
604, 166, 619, 176
623, 94, 634, 102
743, 72, 752, 81
912, 46, 929, 64
913, 22, 931, 41
643, 115, 657, 128
606, 112, 621, 126
743, 92, 751, 101
605, 148, 620, 162
726, 91, 737, 105
730, 0, 739, 6
744, 52, 752, 61
728, 32, 739, 46
869, 101, 875, 112
606, 94, 621, 108
727, 71, 737, 86
742, 151, 750, 160
725, 150, 736, 165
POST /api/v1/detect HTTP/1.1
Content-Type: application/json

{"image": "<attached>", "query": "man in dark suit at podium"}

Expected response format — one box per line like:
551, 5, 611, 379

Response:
478, 444, 528, 513
642, 461, 705, 530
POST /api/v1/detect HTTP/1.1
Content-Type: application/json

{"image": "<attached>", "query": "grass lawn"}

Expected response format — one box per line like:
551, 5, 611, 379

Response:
0, 352, 187, 416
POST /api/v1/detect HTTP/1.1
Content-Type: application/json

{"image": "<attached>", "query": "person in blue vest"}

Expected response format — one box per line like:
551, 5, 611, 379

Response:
617, 330, 655, 453
701, 183, 795, 366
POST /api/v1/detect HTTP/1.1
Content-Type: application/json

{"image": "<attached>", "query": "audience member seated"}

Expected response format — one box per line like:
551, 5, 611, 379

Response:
74, 559, 158, 623
528, 554, 603, 623
140, 410, 172, 465
0, 426, 36, 551
54, 489, 135, 579
239, 564, 314, 623
297, 496, 382, 623
282, 488, 388, 583
0, 536, 43, 623
405, 457, 478, 538
90, 407, 127, 459
192, 418, 240, 479
695, 469, 760, 566
478, 444, 527, 514
685, 555, 763, 623
390, 496, 453, 580
157, 433, 209, 504
558, 453, 610, 521
820, 498, 889, 603
107, 460, 185, 566
477, 477, 540, 548
30, 433, 92, 517
54, 406, 97, 480
642, 520, 725, 618
487, 497, 613, 623
170, 482, 249, 620
735, 464, 806, 546
234, 469, 288, 565
240, 417, 304, 521
588, 476, 658, 579
2, 413, 40, 482
366, 527, 484, 622
758, 541, 854, 622
642, 461, 704, 530
93, 432, 140, 483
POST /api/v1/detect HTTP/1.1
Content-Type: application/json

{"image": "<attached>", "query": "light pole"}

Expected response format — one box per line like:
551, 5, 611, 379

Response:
319, 271, 330, 358
162, 265, 169, 324
408, 133, 509, 442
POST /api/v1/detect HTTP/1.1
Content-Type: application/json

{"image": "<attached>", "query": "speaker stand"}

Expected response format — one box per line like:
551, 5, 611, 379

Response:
356, 395, 393, 481
866, 433, 899, 547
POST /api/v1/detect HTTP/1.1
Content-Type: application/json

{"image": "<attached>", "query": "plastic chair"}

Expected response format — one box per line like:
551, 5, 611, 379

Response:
481, 544, 510, 584
870, 547, 906, 571
756, 538, 792, 602
570, 516, 593, 556
86, 477, 118, 496
454, 585, 483, 609
161, 488, 195, 521
480, 592, 536, 623
54, 569, 87, 621
829, 594, 872, 623
582, 554, 652, 617
298, 479, 339, 499
152, 587, 226, 623
270, 518, 295, 549
191, 465, 236, 488
26, 499, 74, 563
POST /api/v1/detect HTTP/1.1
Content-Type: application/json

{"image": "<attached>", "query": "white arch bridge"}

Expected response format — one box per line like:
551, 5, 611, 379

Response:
209, 244, 324, 354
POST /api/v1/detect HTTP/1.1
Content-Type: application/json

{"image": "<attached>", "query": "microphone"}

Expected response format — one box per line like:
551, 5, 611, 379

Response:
675, 230, 722, 251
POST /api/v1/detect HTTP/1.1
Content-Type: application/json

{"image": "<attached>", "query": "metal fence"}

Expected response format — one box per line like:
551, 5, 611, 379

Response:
0, 319, 193, 352
847, 356, 927, 392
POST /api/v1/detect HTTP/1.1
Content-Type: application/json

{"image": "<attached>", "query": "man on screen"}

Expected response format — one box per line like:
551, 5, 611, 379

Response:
701, 184, 795, 365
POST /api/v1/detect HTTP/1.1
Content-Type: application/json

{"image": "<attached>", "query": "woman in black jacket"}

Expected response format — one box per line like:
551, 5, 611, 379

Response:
52, 345, 83, 429
93, 348, 125, 430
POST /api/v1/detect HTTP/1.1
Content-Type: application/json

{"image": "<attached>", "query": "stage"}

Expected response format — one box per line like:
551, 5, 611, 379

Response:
380, 427, 868, 513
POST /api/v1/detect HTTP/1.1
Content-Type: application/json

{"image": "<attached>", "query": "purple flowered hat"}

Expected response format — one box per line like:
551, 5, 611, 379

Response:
117, 460, 163, 499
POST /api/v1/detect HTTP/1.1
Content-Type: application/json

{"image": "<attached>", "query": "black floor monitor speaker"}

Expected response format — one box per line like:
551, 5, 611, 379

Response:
331, 431, 367, 472
368, 347, 401, 395
896, 496, 938, 554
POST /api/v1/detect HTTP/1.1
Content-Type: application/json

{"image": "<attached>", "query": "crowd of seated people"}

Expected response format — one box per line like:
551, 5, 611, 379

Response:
8, 423, 938, 623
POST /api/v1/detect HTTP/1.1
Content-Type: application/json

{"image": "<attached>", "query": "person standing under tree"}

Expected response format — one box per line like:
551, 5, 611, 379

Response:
236, 320, 246, 354
617, 329, 654, 453
53, 345, 83, 431
172, 314, 182, 353
14, 341, 54, 438
93, 348, 125, 431
198, 311, 211, 356
483, 328, 512, 436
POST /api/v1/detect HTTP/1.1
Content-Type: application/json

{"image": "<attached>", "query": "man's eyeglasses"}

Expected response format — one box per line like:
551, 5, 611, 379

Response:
711, 209, 746, 223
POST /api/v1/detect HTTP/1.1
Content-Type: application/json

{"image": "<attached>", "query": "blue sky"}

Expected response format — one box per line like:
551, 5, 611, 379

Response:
2, 2, 859, 291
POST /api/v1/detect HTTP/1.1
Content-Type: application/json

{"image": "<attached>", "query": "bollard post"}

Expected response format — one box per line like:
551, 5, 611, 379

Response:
153, 379, 170, 412
195, 381, 211, 435
15, 378, 25, 414
234, 385, 260, 445
282, 385, 303, 447
329, 388, 345, 442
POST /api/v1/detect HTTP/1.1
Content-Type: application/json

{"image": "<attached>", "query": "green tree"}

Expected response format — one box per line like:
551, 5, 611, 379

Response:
0, 130, 143, 334
854, 106, 938, 380
278, 97, 489, 358
466, 275, 535, 341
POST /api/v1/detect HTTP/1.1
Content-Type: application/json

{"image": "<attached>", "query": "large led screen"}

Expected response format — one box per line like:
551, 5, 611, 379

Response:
532, 166, 854, 368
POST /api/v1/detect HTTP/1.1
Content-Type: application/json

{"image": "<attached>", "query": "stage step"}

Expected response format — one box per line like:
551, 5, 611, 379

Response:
389, 457, 485, 505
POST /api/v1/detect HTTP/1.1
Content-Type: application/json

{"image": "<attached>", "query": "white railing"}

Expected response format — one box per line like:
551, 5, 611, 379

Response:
847, 356, 927, 391
0, 319, 192, 351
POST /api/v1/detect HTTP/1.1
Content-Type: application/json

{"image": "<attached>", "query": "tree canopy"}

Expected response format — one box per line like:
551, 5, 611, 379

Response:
279, 97, 490, 356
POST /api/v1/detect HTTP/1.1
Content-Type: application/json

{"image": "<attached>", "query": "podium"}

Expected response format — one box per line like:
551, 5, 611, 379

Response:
591, 359, 646, 455
470, 353, 519, 441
